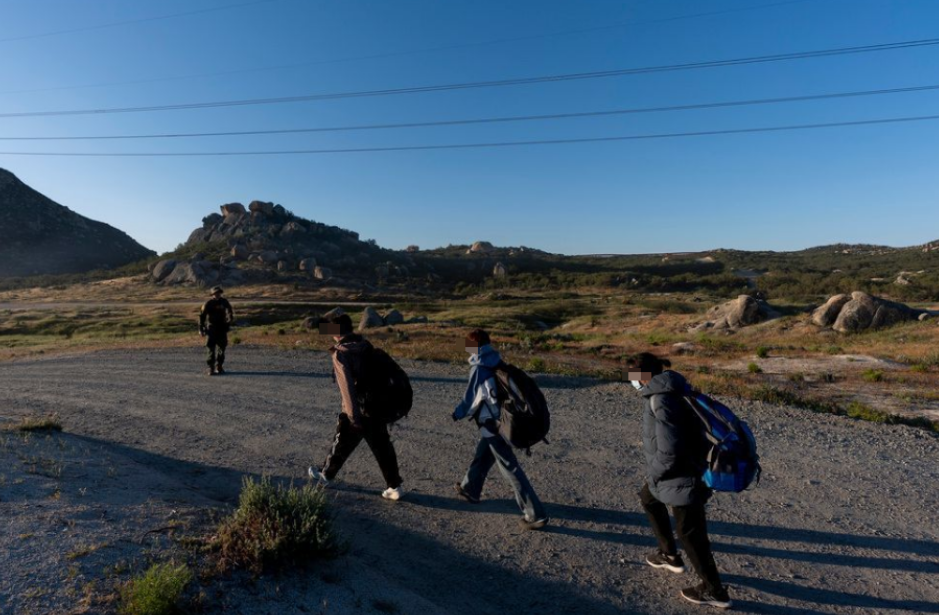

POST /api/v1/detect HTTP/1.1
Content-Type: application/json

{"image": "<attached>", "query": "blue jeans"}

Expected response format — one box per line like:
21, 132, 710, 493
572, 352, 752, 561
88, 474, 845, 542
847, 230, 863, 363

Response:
462, 434, 546, 521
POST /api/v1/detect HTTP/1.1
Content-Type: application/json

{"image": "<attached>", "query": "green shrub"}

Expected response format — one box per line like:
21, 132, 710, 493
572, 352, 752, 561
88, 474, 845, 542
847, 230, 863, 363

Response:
861, 369, 884, 383
216, 476, 337, 573
119, 562, 191, 615
6, 414, 62, 433
755, 346, 770, 359
747, 362, 763, 374
231, 336, 242, 345
527, 357, 547, 373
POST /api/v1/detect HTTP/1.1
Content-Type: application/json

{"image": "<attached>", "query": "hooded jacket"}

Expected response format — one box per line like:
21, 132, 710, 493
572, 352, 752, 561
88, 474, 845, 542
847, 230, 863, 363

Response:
453, 344, 502, 437
330, 333, 373, 427
641, 370, 709, 507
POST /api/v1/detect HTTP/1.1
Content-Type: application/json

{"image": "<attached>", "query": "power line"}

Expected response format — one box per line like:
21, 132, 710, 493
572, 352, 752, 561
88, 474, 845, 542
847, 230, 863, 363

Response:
2, 113, 937, 156
0, 0, 815, 95
3, 83, 939, 141
0, 0, 286, 44
3, 36, 938, 120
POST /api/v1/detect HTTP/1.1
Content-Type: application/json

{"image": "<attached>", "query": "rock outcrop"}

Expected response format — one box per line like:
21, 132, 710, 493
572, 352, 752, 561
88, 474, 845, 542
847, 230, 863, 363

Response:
493, 262, 508, 277
691, 295, 779, 332
359, 307, 385, 330
813, 292, 924, 333
0, 168, 155, 277
384, 309, 405, 326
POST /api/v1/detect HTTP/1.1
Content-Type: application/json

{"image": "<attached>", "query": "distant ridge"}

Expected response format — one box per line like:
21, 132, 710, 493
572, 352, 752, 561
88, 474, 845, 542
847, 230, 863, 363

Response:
0, 168, 154, 277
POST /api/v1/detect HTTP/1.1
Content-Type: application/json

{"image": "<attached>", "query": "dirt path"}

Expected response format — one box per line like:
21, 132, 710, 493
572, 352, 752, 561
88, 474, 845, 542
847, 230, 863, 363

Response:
1, 347, 937, 614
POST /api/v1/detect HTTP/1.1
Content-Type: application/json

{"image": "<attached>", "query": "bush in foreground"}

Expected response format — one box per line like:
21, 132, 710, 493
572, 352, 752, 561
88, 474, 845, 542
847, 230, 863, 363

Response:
5, 413, 62, 433
216, 476, 337, 573
119, 562, 191, 615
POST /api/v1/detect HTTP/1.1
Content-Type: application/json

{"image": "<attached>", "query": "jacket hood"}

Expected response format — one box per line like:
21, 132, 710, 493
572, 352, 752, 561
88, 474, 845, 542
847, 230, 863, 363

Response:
469, 344, 502, 369
331, 333, 371, 354
641, 370, 689, 397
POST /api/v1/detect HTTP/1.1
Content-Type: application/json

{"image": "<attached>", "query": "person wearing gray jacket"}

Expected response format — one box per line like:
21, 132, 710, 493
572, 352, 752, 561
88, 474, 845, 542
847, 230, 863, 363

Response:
627, 352, 731, 610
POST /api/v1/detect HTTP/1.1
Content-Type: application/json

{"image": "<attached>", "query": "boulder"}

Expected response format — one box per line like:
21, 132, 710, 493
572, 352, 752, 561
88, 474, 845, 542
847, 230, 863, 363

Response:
829, 292, 924, 333
405, 245, 420, 253
469, 241, 495, 254
493, 262, 508, 277
202, 213, 223, 228
384, 309, 405, 326
322, 307, 346, 320
359, 307, 385, 330
248, 200, 275, 216
298, 257, 317, 273
301, 316, 321, 331
258, 250, 280, 265
161, 260, 218, 287
691, 295, 779, 332
314, 266, 332, 280
277, 260, 288, 272
273, 204, 286, 217
151, 259, 177, 282
220, 202, 246, 216
231, 244, 249, 260
281, 221, 306, 236
812, 294, 851, 327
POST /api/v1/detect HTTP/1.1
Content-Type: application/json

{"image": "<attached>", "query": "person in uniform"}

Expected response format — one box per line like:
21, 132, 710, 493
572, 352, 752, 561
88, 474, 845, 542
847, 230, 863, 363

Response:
199, 286, 234, 375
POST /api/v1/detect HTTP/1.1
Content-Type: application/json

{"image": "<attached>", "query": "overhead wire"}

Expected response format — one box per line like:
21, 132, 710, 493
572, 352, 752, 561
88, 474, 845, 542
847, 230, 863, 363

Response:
0, 0, 815, 95
2, 37, 939, 119
2, 82, 939, 141
2, 113, 938, 156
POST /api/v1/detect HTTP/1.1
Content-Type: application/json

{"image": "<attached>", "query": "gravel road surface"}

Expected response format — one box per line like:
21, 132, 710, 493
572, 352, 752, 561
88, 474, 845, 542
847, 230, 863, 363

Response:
1, 346, 937, 614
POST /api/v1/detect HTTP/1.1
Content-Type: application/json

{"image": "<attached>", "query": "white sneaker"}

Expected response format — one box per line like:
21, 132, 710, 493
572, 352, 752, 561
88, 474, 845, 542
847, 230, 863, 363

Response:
381, 486, 404, 501
307, 467, 329, 487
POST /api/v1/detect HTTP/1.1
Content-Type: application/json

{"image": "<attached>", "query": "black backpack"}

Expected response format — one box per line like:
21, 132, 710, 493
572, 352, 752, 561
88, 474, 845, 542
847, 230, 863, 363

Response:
357, 347, 413, 424
493, 361, 550, 453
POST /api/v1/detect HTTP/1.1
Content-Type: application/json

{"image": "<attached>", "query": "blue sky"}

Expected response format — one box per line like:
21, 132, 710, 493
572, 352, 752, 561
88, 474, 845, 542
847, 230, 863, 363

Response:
2, 0, 938, 256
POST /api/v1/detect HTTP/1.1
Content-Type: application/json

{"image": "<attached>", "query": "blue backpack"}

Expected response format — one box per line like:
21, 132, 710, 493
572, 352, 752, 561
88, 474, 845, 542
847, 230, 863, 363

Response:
685, 392, 761, 492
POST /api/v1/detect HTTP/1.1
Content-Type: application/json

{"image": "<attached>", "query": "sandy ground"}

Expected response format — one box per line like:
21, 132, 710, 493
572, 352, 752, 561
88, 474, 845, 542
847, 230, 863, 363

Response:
1, 346, 938, 614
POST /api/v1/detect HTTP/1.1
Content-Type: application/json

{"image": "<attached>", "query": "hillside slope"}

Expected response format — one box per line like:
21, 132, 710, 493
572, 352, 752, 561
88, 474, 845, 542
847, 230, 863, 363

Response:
0, 168, 154, 278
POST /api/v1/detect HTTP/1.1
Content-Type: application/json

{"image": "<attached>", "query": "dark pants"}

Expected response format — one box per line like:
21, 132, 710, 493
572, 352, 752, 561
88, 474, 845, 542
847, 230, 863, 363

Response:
462, 434, 546, 521
323, 414, 402, 489
205, 330, 228, 368
639, 483, 723, 593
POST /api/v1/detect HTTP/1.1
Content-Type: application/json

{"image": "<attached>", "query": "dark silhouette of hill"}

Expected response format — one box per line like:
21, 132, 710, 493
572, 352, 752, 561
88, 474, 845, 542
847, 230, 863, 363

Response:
0, 168, 154, 278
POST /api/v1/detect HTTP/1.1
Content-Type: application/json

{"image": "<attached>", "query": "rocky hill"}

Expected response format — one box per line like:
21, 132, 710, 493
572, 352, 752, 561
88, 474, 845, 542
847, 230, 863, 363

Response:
149, 201, 418, 288
0, 168, 154, 277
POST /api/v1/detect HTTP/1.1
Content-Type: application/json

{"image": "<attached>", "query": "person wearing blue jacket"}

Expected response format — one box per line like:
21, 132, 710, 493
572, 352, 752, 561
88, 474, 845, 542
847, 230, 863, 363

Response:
452, 329, 548, 530
627, 352, 731, 610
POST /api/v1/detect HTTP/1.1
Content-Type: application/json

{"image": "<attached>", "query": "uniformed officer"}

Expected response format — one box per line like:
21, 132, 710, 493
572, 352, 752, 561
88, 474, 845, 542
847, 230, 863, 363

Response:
199, 286, 234, 375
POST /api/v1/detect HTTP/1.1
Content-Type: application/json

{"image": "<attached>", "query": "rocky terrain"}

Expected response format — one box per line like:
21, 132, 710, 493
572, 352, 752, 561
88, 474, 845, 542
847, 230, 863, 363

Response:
1, 347, 937, 614
0, 169, 154, 278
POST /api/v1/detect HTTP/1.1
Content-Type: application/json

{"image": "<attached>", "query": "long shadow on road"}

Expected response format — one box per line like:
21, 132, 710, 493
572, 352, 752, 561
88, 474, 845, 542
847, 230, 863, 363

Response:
60, 434, 939, 615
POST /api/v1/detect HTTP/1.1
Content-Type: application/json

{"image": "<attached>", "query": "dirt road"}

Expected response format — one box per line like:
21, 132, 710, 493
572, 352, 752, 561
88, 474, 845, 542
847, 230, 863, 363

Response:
1, 347, 937, 614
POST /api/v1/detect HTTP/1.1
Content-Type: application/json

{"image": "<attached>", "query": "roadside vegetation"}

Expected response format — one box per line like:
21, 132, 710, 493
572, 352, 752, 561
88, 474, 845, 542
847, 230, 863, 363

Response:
215, 476, 338, 574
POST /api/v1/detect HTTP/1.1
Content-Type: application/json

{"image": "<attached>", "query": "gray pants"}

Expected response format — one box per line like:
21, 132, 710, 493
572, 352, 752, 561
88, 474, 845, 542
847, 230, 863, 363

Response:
461, 434, 546, 521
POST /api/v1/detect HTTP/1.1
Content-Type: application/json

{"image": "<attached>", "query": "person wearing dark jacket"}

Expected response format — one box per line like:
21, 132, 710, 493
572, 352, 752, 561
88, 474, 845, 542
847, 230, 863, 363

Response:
199, 286, 234, 375
452, 329, 548, 530
308, 313, 404, 501
627, 352, 731, 609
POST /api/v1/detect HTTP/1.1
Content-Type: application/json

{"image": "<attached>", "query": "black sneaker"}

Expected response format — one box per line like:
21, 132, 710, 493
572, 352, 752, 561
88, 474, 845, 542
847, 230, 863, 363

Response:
681, 583, 732, 609
454, 483, 480, 504
646, 550, 686, 573
518, 516, 549, 531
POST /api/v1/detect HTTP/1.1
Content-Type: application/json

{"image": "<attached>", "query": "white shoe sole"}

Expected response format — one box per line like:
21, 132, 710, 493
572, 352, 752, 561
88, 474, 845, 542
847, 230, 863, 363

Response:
646, 556, 685, 574
381, 490, 403, 501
